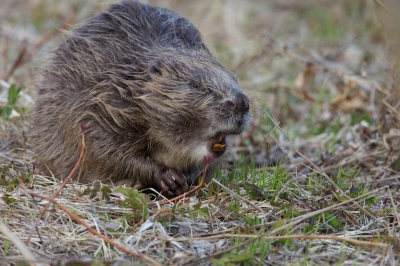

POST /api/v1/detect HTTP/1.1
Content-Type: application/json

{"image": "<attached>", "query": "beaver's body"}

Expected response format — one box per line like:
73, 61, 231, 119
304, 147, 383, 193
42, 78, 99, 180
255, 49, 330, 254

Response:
30, 0, 251, 197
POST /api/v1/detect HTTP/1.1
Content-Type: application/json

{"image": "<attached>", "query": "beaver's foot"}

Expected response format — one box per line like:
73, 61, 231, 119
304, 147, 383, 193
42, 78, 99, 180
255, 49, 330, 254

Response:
158, 168, 189, 198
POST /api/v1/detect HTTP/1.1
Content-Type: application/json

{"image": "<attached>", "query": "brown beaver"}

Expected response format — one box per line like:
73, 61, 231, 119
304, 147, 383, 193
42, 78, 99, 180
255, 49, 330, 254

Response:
30, 0, 251, 197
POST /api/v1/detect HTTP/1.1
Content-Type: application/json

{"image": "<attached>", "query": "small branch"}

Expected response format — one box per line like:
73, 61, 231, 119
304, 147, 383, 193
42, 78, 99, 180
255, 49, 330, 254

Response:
20, 126, 161, 265
373, 0, 390, 17
2, 39, 28, 81
1, 7, 75, 81
22, 188, 161, 266
383, 99, 400, 117
387, 188, 400, 231
23, 8, 75, 65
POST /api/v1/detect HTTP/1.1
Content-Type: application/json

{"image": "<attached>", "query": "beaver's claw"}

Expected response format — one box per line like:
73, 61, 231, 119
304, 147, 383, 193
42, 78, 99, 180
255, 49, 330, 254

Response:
159, 168, 189, 198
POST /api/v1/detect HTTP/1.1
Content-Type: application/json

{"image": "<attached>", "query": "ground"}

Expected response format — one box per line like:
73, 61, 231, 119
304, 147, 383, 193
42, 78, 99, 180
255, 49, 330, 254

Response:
0, 0, 399, 265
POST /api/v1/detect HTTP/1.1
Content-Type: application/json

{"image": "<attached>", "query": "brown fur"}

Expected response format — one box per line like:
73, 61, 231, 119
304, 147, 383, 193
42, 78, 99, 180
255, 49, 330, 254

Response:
30, 0, 251, 196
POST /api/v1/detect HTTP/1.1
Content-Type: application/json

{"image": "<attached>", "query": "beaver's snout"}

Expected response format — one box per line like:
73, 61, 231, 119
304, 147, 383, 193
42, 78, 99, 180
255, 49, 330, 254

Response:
224, 92, 250, 115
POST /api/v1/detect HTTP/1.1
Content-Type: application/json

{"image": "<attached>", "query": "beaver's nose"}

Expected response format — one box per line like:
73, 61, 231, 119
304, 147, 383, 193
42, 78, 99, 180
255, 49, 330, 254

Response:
225, 92, 250, 114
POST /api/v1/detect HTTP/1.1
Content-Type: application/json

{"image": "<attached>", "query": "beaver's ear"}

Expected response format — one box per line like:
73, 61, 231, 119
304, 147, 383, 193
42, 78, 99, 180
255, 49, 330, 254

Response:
148, 60, 162, 77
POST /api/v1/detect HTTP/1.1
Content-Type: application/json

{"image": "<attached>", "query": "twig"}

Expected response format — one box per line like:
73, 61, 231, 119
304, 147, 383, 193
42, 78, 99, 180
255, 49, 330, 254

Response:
373, 0, 390, 17
1, 7, 75, 81
20, 188, 161, 266
19, 125, 161, 265
23, 8, 75, 65
24, 124, 86, 244
383, 99, 400, 117
387, 188, 400, 231
2, 39, 28, 81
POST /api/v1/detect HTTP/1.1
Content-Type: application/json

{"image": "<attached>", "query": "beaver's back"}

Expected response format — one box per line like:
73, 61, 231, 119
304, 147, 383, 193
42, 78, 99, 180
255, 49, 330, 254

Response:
72, 0, 208, 54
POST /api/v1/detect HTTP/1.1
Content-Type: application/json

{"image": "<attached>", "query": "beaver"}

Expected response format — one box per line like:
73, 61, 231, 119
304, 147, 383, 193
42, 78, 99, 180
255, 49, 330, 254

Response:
30, 0, 251, 197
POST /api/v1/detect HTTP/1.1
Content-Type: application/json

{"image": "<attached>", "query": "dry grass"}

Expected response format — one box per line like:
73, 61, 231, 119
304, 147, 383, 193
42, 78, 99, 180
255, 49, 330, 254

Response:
1, 0, 400, 265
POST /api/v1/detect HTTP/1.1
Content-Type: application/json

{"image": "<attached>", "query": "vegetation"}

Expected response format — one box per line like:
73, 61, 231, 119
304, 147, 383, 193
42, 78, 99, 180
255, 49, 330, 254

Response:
0, 0, 399, 265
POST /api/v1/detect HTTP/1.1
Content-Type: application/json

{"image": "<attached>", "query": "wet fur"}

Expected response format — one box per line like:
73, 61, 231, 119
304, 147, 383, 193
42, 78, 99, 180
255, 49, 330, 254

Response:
30, 0, 250, 192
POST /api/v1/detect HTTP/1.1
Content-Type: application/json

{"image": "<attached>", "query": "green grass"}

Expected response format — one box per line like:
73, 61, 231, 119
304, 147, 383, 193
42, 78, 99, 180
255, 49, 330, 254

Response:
0, 84, 22, 121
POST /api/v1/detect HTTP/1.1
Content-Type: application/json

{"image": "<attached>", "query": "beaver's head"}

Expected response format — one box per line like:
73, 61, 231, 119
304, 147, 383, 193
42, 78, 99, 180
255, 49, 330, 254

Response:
139, 49, 251, 170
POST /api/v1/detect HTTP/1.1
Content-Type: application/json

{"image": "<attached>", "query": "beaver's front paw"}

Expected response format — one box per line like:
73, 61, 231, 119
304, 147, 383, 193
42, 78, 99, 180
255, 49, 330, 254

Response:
158, 168, 189, 198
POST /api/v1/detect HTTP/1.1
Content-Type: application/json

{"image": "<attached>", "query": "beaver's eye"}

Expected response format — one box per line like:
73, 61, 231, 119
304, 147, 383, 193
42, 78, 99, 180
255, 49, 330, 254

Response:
190, 81, 199, 89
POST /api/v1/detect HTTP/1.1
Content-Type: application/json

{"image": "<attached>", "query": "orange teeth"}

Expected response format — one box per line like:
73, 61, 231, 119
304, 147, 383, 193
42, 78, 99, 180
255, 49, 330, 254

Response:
212, 144, 226, 149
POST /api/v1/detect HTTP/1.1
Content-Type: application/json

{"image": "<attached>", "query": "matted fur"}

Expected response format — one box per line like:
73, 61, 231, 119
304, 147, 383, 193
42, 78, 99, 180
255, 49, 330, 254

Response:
30, 0, 250, 195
